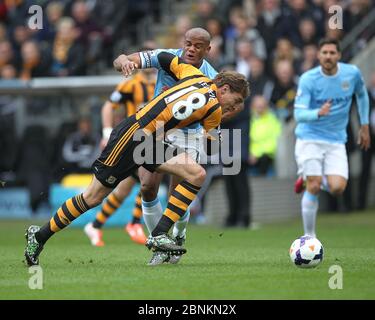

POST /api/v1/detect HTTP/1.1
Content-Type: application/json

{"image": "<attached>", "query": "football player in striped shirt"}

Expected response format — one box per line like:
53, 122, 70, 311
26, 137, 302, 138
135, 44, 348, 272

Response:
24, 51, 249, 266
84, 67, 155, 246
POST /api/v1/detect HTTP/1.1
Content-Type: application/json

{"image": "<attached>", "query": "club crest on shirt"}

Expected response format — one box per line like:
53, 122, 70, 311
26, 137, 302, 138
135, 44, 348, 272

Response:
106, 176, 117, 185
341, 81, 350, 91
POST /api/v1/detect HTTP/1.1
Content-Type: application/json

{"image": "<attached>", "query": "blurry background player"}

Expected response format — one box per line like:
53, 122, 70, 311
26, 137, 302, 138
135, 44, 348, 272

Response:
357, 70, 375, 211
84, 55, 156, 247
113, 28, 218, 265
293, 38, 370, 238
61, 117, 101, 175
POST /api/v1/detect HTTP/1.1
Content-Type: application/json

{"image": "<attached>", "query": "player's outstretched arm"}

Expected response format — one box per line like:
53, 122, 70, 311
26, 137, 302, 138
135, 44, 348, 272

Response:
113, 53, 141, 77
100, 101, 115, 149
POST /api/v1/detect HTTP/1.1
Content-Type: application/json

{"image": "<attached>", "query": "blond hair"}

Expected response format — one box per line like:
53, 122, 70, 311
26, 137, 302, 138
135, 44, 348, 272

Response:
213, 70, 250, 99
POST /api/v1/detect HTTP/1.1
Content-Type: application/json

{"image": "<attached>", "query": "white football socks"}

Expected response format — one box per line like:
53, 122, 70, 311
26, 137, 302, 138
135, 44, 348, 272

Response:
142, 196, 190, 239
172, 209, 190, 239
142, 198, 163, 234
301, 191, 318, 238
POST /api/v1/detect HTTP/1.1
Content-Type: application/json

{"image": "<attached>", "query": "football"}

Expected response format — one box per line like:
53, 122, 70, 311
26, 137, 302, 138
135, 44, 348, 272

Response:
289, 236, 324, 268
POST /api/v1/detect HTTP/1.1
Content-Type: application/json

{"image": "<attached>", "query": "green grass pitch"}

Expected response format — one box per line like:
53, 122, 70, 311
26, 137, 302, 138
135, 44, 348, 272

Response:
1, 210, 375, 299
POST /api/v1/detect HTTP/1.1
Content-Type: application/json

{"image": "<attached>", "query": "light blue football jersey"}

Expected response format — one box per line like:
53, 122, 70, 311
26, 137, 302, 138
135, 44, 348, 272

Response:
139, 48, 218, 131
294, 62, 369, 143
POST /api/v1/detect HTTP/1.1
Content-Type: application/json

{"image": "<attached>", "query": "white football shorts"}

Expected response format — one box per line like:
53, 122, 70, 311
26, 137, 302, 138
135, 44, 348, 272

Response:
295, 139, 348, 179
166, 128, 204, 164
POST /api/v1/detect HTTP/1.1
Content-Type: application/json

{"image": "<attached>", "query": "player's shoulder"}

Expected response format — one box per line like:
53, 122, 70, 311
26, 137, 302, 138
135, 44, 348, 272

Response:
145, 48, 180, 63
339, 62, 361, 76
200, 59, 218, 78
299, 66, 320, 84
169, 48, 217, 77
155, 48, 181, 57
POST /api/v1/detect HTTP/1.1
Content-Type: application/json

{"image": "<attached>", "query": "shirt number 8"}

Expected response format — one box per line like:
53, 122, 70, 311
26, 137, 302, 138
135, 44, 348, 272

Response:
172, 92, 206, 120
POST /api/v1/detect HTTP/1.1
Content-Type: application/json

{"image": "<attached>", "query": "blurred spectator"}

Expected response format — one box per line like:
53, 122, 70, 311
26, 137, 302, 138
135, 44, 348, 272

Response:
15, 125, 52, 214
51, 120, 78, 182
205, 17, 225, 66
206, 37, 227, 70
0, 73, 18, 178
249, 95, 281, 176
124, 0, 155, 45
357, 71, 375, 210
0, 40, 16, 72
2, 0, 30, 27
166, 14, 193, 48
256, 0, 283, 53
271, 38, 300, 74
0, 64, 17, 79
205, 17, 224, 49
35, 1, 64, 43
72, 1, 99, 45
296, 17, 318, 48
221, 100, 252, 228
234, 38, 255, 79
0, 23, 7, 41
242, 0, 258, 25
50, 17, 86, 76
72, 2, 102, 45
225, 9, 267, 63
192, 0, 216, 27
19, 40, 51, 80
295, 43, 318, 75
89, 0, 125, 67
0, 3, 6, 21
248, 56, 273, 101
277, 0, 321, 46
270, 59, 297, 122
215, 0, 243, 25
61, 117, 101, 174
71, 0, 106, 70
11, 23, 31, 58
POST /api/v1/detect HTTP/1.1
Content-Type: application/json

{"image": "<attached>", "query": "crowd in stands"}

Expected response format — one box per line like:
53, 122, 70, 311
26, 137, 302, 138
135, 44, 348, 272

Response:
0, 0, 160, 78
0, 0, 374, 214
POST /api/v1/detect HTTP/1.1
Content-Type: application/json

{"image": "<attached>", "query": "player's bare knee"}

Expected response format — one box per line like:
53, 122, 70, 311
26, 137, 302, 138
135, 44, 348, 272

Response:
188, 165, 206, 186
140, 184, 158, 201
329, 185, 346, 196
306, 179, 320, 194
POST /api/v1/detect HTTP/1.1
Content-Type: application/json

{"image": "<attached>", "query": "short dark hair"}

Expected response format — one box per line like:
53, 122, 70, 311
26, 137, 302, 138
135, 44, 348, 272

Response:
318, 38, 341, 52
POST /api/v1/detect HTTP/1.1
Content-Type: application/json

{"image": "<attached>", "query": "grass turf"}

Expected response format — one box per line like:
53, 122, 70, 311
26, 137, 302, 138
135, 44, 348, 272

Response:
0, 210, 374, 299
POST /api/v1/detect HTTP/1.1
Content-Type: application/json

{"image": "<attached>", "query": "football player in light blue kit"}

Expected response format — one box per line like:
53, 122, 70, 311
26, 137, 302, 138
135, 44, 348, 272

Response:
114, 28, 218, 264
294, 38, 371, 238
